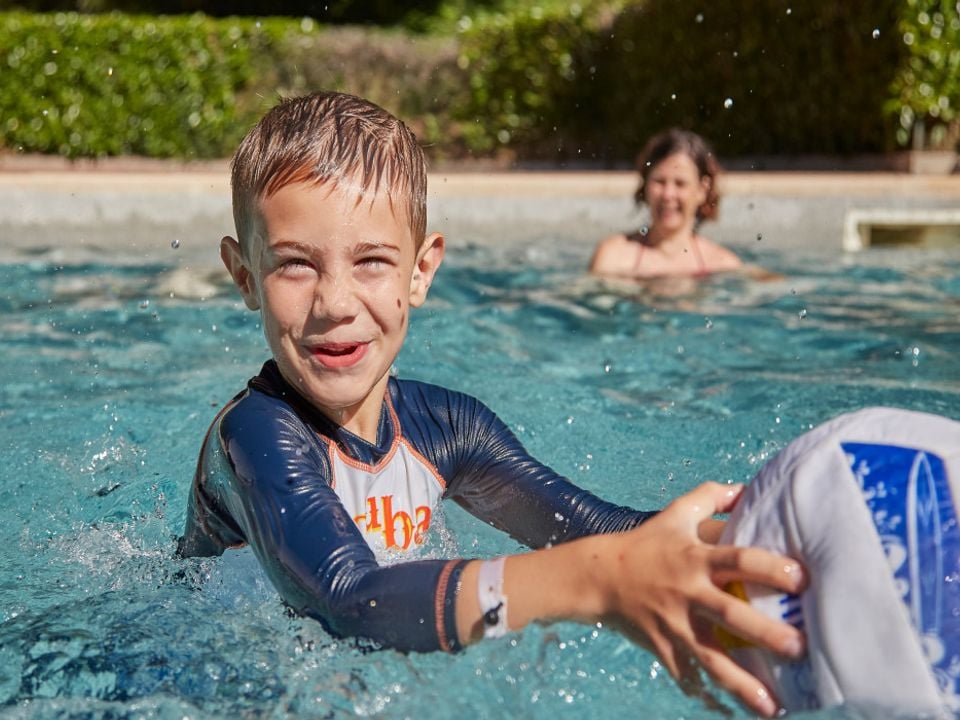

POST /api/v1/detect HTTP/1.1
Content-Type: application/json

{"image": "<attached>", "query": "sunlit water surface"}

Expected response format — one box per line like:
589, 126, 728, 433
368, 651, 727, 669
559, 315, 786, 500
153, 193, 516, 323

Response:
1, 240, 958, 719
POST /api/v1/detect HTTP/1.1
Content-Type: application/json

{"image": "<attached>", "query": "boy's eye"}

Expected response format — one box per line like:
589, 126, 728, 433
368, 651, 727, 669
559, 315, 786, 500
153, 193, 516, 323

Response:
358, 255, 391, 270
278, 257, 314, 272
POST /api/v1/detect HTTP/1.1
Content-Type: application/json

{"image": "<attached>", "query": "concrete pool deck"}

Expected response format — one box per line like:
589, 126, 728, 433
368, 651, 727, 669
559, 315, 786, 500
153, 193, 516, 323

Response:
2, 156, 959, 269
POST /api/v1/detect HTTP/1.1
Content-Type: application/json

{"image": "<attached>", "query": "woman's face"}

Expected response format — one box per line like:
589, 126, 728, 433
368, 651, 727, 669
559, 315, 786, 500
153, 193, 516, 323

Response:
643, 152, 709, 234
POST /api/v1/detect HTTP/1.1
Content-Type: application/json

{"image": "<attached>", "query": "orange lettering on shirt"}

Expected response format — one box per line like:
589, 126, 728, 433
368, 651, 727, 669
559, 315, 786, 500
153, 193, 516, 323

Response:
413, 506, 431, 545
365, 496, 381, 531
381, 495, 414, 549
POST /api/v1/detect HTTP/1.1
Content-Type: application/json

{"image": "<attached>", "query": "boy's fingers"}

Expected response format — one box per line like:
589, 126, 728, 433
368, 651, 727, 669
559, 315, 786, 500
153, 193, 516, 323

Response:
690, 637, 781, 718
707, 545, 807, 594
697, 517, 726, 543
699, 585, 805, 659
666, 482, 745, 527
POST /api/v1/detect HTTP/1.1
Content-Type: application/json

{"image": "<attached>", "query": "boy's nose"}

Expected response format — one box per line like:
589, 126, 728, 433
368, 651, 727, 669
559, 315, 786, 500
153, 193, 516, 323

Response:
312, 279, 358, 321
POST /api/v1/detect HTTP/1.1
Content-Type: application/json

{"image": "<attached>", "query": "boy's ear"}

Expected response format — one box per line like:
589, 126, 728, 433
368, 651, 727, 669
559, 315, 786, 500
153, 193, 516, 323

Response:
409, 232, 445, 308
220, 236, 261, 310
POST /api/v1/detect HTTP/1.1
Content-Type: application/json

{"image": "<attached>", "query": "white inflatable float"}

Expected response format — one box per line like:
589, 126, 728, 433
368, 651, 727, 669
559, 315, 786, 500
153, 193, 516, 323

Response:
721, 407, 960, 715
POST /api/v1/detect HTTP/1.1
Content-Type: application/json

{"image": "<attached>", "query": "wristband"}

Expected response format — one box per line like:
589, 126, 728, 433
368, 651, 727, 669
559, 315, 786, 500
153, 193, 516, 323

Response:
477, 557, 509, 639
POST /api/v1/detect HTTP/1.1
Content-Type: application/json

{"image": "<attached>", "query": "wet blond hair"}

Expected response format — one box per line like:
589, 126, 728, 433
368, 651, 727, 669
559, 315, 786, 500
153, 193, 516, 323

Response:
231, 91, 427, 255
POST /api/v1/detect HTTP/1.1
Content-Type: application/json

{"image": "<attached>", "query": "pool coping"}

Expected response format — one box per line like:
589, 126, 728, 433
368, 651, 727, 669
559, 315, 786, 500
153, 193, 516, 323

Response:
3, 160, 959, 263
4, 165, 960, 198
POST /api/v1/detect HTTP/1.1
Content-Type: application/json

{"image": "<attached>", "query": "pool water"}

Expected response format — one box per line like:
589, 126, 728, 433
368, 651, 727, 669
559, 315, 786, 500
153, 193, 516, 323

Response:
1, 240, 958, 719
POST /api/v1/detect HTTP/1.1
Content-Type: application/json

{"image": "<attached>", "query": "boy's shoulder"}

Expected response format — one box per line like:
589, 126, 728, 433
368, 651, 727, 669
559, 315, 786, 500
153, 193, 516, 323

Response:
390, 375, 475, 405
389, 375, 495, 422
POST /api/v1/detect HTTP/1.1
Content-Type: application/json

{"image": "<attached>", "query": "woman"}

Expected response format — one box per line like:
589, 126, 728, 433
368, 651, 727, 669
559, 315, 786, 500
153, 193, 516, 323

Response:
590, 129, 742, 279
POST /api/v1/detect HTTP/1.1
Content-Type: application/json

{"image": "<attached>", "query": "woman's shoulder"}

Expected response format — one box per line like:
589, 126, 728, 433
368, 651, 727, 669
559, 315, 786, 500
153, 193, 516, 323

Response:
696, 235, 743, 271
589, 231, 637, 274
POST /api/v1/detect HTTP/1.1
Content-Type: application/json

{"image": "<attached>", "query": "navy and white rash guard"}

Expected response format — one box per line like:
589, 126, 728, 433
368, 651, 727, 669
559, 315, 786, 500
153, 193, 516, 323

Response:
181, 361, 654, 652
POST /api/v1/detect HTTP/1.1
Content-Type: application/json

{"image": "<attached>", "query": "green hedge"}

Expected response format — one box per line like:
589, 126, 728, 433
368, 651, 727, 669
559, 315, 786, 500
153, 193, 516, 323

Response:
590, 0, 908, 159
1, 2, 957, 161
453, 3, 604, 157
0, 11, 464, 158
888, 0, 960, 149
0, 12, 279, 157
261, 23, 466, 153
457, 0, 911, 161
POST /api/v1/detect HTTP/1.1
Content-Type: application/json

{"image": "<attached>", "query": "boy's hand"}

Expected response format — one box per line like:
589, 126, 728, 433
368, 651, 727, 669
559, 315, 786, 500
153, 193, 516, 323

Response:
602, 482, 806, 718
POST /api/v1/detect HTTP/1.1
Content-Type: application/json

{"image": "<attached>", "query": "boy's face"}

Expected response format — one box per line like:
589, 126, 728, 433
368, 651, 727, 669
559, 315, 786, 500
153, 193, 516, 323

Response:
221, 181, 443, 439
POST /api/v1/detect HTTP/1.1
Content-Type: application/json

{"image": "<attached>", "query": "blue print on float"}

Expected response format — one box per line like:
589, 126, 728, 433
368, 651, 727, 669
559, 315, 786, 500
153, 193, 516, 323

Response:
844, 442, 960, 698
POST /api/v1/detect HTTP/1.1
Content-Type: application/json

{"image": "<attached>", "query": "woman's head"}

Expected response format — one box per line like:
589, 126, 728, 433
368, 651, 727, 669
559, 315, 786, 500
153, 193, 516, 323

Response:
633, 129, 721, 223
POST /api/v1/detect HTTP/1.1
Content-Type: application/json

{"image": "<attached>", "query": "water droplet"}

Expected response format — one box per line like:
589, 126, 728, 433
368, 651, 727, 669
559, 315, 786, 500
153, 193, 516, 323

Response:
872, 28, 880, 39
695, 13, 704, 22
171, 238, 181, 249
723, 97, 734, 109
369, 599, 377, 607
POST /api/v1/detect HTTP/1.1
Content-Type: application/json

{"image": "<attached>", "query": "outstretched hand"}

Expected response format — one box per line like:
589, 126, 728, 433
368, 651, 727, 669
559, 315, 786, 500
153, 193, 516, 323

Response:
604, 481, 806, 717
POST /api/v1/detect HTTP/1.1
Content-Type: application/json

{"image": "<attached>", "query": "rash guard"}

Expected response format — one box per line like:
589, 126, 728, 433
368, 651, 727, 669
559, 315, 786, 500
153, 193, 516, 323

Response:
180, 361, 654, 653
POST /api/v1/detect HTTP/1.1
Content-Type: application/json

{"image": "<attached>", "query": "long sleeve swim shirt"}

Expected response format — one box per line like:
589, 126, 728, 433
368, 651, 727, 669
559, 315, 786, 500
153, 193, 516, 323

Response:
181, 361, 654, 653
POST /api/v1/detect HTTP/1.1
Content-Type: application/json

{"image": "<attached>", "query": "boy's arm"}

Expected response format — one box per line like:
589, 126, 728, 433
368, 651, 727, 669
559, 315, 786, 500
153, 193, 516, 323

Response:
189, 393, 470, 653
454, 482, 806, 718
426, 386, 655, 544
400, 384, 803, 716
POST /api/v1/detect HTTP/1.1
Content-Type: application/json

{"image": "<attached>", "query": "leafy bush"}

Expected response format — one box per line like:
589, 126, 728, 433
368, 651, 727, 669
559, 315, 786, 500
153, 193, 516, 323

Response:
0, 11, 280, 157
0, 11, 465, 158
602, 1, 908, 159
261, 21, 466, 154
888, 0, 960, 149
2, 2, 957, 161
454, 3, 609, 159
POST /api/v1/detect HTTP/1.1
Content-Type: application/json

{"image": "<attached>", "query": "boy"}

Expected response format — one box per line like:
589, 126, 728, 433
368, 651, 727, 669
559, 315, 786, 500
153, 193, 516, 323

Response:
180, 91, 805, 718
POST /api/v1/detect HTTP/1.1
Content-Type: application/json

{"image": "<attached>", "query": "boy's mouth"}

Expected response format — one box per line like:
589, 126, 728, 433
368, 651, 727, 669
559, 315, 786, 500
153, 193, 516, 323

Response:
309, 341, 369, 369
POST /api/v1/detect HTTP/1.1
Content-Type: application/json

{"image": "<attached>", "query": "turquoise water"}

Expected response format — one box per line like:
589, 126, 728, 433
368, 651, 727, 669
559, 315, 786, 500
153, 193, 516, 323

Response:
1, 242, 958, 719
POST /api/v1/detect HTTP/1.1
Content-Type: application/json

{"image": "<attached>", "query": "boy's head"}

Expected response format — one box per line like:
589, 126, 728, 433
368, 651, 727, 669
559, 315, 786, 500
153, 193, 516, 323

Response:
231, 91, 428, 256
220, 91, 444, 440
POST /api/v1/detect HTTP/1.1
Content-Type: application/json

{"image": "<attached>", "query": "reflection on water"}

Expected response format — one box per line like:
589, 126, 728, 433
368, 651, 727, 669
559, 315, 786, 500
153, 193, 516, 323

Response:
0, 242, 957, 719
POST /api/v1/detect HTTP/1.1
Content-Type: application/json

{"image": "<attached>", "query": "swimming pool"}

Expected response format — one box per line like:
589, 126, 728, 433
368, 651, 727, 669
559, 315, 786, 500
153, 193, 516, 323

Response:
1, 235, 958, 719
